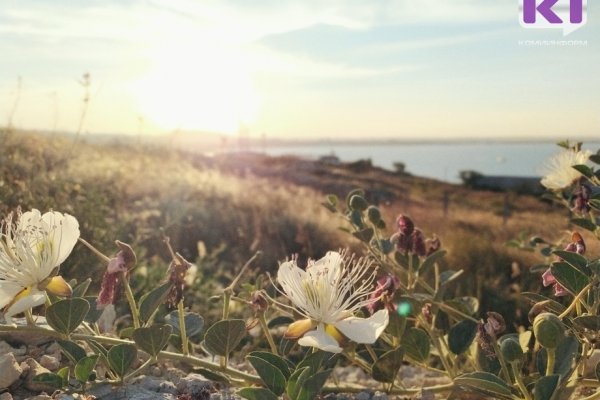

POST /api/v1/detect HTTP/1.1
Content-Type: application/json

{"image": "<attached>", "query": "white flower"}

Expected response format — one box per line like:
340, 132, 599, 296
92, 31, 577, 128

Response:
0, 209, 80, 321
277, 251, 389, 353
541, 149, 591, 190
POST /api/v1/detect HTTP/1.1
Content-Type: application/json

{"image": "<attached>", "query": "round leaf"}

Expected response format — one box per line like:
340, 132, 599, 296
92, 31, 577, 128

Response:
372, 347, 403, 383
401, 328, 430, 363
455, 372, 513, 399
203, 319, 246, 357
238, 387, 278, 400
449, 320, 478, 355
247, 355, 287, 396
132, 324, 173, 357
138, 282, 172, 323
46, 298, 90, 335
107, 343, 137, 378
75, 355, 99, 383
164, 310, 204, 337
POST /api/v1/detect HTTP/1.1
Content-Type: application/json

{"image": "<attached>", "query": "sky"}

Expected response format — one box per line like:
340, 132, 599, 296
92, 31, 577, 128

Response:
0, 0, 598, 140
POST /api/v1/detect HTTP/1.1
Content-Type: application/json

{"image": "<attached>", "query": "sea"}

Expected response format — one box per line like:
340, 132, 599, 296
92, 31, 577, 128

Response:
253, 141, 600, 184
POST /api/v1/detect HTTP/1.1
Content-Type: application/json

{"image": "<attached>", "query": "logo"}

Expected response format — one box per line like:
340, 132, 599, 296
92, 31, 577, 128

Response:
519, 0, 587, 36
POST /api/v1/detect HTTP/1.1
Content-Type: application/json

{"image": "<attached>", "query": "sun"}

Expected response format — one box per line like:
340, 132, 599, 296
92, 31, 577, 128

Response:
132, 40, 260, 134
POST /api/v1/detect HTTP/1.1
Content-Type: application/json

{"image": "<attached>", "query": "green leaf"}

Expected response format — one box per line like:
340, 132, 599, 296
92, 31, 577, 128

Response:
536, 336, 577, 378
58, 340, 87, 363
372, 347, 403, 383
296, 350, 338, 373
72, 278, 92, 298
571, 218, 597, 232
448, 320, 478, 355
238, 387, 278, 400
590, 199, 600, 211
56, 366, 70, 387
589, 260, 600, 275
296, 369, 333, 400
572, 164, 594, 178
132, 324, 173, 357
84, 296, 104, 323
46, 298, 90, 335
444, 297, 479, 317
164, 310, 204, 337
454, 372, 514, 400
138, 282, 172, 323
552, 250, 589, 272
203, 319, 246, 357
521, 293, 566, 314
589, 154, 600, 165
401, 328, 430, 363
534, 374, 560, 400
75, 355, 99, 383
119, 327, 136, 339
595, 361, 600, 381
195, 368, 230, 384
386, 312, 407, 338
550, 262, 590, 294
418, 250, 447, 275
287, 367, 311, 400
247, 355, 287, 396
247, 351, 291, 379
32, 373, 64, 389
352, 227, 374, 243
107, 343, 137, 378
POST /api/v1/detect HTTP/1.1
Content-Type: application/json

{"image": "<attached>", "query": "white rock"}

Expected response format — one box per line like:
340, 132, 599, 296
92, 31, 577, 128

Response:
39, 354, 60, 371
0, 352, 22, 389
0, 341, 26, 356
0, 392, 13, 400
22, 358, 53, 392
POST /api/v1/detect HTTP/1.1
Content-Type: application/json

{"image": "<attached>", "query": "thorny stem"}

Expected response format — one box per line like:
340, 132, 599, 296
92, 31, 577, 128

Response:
257, 313, 278, 355
78, 238, 111, 263
223, 251, 261, 319
178, 300, 189, 356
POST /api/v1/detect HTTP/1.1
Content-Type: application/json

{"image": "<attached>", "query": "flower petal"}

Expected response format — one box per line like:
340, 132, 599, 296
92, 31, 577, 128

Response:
4, 291, 46, 319
298, 323, 342, 353
307, 251, 342, 282
334, 309, 389, 344
284, 318, 315, 339
541, 269, 556, 287
0, 281, 24, 309
41, 211, 80, 268
277, 260, 308, 309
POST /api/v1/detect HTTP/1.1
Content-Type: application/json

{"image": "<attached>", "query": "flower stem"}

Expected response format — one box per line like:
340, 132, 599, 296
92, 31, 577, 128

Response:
559, 282, 592, 319
511, 362, 532, 400
491, 339, 512, 384
24, 309, 35, 326
257, 313, 278, 355
121, 271, 140, 329
78, 238, 111, 263
546, 347, 556, 376
124, 356, 155, 382
177, 300, 189, 356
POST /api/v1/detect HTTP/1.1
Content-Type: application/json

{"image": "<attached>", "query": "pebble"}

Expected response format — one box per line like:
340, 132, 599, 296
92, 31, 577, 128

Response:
0, 352, 23, 389
0, 318, 54, 346
21, 358, 53, 392
0, 392, 13, 400
372, 392, 389, 400
25, 395, 53, 400
355, 392, 372, 400
151, 366, 162, 377
38, 355, 60, 371
176, 373, 213, 397
0, 341, 27, 356
45, 342, 61, 355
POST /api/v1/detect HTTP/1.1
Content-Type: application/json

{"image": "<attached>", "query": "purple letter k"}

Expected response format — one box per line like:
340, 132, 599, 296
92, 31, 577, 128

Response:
523, 0, 562, 24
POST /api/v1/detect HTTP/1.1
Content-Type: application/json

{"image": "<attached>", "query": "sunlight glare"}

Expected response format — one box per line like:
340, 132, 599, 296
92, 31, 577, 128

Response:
133, 39, 260, 135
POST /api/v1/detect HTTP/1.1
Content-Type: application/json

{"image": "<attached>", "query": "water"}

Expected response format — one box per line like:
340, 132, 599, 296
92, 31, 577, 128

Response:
255, 141, 600, 183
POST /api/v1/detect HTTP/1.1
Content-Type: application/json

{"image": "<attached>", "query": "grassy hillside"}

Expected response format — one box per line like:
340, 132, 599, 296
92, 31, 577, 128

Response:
1, 129, 592, 327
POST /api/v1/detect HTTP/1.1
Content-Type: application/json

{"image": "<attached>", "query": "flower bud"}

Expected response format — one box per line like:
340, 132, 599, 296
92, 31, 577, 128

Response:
367, 273, 400, 314
396, 215, 414, 235
500, 338, 523, 363
367, 206, 382, 224
484, 312, 506, 338
349, 195, 368, 211
250, 290, 269, 314
572, 184, 591, 214
411, 229, 426, 257
425, 236, 441, 256
533, 313, 565, 349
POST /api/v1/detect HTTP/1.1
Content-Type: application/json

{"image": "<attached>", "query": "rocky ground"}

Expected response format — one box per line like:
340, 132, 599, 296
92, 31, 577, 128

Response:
0, 332, 450, 400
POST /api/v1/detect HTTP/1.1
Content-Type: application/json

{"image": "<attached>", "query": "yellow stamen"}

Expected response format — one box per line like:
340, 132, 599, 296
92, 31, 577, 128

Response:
284, 318, 315, 339
42, 276, 73, 297
325, 324, 346, 345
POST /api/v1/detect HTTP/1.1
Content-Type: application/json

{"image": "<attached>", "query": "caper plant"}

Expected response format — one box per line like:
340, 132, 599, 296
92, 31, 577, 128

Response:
2, 142, 600, 400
